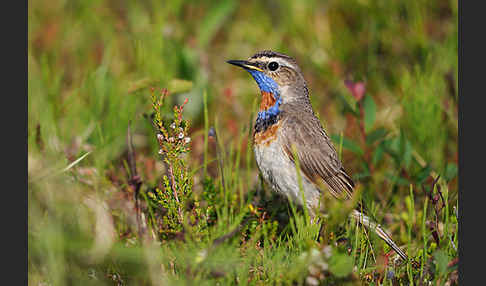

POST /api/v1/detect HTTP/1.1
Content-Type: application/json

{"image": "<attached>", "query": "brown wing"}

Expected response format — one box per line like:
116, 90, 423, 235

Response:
281, 112, 354, 200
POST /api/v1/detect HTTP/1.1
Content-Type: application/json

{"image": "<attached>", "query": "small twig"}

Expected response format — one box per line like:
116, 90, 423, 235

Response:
422, 175, 442, 246
444, 70, 457, 102
426, 220, 440, 246
127, 122, 143, 238
61, 151, 92, 173
35, 123, 45, 151
447, 257, 458, 268
436, 184, 446, 211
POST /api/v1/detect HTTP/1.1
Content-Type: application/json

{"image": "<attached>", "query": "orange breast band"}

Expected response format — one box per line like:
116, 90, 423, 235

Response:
254, 122, 280, 146
259, 91, 276, 111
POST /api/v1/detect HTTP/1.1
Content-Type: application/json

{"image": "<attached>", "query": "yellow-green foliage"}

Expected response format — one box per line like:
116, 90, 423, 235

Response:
400, 64, 448, 168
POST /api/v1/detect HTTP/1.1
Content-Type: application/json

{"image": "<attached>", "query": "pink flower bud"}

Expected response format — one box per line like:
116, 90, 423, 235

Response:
344, 80, 366, 102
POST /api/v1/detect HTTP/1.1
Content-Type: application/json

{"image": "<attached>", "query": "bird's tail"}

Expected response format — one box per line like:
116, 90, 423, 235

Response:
350, 209, 408, 261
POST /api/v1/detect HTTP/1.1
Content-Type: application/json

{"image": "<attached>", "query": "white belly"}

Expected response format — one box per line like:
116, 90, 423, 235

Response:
253, 136, 321, 214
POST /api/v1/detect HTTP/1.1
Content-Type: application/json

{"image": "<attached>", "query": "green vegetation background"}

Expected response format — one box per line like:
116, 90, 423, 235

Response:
28, 0, 458, 285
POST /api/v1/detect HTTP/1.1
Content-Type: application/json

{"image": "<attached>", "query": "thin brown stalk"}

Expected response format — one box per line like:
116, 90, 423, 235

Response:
127, 122, 143, 238
167, 163, 184, 224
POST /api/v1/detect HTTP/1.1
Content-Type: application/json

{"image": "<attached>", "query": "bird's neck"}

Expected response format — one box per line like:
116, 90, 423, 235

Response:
254, 90, 282, 134
246, 70, 283, 133
258, 91, 282, 117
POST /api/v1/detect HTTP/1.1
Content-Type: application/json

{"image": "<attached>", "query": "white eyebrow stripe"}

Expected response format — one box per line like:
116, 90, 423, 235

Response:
249, 57, 297, 71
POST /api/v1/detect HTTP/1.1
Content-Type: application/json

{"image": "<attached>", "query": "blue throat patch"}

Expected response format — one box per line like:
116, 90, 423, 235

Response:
246, 69, 281, 120
246, 69, 282, 133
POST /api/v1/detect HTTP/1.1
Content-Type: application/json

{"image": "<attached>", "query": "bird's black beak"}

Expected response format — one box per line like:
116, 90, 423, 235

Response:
226, 60, 264, 72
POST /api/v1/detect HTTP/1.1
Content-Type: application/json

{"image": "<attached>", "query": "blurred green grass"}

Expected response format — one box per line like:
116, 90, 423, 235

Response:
28, 0, 458, 285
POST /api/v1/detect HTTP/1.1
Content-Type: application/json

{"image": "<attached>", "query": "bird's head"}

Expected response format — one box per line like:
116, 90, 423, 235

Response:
227, 50, 309, 109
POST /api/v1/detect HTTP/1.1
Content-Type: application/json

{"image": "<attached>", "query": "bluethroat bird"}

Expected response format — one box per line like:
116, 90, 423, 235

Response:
227, 50, 408, 261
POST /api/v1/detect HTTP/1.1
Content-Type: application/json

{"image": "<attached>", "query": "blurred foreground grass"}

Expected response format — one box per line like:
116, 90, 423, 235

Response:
28, 0, 458, 285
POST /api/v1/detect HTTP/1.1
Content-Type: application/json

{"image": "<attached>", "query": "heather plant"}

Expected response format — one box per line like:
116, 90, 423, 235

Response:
147, 88, 211, 240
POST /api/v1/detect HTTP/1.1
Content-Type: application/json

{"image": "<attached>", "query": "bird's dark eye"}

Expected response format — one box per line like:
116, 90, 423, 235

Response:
268, 61, 279, 71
